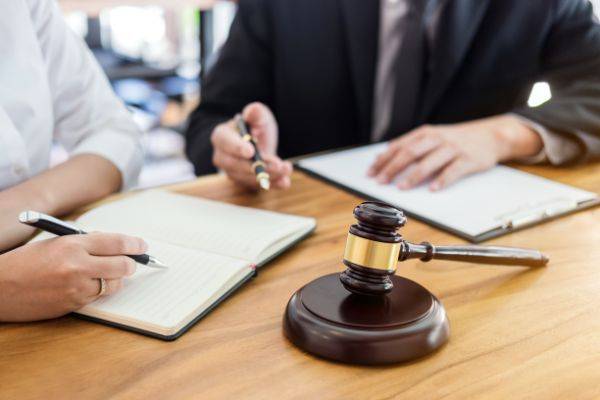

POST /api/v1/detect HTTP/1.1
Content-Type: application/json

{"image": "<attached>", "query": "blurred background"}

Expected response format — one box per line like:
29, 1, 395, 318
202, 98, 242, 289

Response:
52, 0, 600, 189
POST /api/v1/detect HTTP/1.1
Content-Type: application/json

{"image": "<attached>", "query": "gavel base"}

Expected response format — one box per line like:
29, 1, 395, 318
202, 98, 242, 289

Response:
283, 274, 450, 365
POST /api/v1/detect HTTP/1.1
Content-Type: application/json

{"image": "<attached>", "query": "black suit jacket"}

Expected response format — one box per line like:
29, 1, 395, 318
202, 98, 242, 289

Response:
186, 0, 600, 175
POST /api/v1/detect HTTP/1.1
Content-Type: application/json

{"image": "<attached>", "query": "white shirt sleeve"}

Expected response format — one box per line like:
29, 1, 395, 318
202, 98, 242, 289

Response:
511, 114, 582, 165
25, 0, 144, 189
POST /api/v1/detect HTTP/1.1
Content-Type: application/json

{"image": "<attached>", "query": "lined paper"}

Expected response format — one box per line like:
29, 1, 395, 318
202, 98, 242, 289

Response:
78, 191, 315, 262
78, 239, 251, 333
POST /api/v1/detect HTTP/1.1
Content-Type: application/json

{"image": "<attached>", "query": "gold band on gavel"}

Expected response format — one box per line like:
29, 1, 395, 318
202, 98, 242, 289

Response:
343, 233, 401, 272
242, 134, 255, 143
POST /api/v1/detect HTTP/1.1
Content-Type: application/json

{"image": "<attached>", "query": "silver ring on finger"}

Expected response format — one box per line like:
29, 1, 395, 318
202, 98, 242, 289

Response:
96, 278, 107, 297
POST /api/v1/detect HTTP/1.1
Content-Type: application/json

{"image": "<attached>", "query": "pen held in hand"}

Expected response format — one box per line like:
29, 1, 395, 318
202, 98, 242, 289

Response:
235, 113, 271, 191
18, 211, 168, 269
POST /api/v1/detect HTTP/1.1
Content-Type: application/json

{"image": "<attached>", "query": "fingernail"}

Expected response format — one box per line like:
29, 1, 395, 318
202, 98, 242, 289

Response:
376, 175, 387, 184
430, 181, 442, 191
397, 180, 409, 190
367, 168, 375, 177
139, 239, 148, 253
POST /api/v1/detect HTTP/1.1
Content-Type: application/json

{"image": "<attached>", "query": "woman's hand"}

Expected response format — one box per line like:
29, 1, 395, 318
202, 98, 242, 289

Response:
368, 114, 544, 190
0, 233, 147, 322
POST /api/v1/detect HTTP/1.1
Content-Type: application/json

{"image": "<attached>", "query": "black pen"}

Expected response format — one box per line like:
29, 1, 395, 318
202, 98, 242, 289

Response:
19, 211, 168, 269
235, 113, 271, 190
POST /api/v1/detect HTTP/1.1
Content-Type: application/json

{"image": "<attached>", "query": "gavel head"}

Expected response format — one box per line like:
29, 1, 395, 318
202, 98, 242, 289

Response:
340, 202, 407, 296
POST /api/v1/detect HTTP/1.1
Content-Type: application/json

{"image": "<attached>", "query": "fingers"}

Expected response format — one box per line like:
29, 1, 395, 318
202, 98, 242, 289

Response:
81, 278, 124, 299
430, 159, 476, 191
211, 122, 255, 159
263, 155, 293, 183
372, 136, 441, 184
397, 146, 458, 189
84, 255, 137, 279
222, 153, 293, 190
242, 103, 278, 154
272, 174, 292, 189
368, 127, 431, 177
214, 149, 254, 175
242, 102, 277, 132
99, 279, 124, 297
211, 108, 288, 189
78, 233, 147, 257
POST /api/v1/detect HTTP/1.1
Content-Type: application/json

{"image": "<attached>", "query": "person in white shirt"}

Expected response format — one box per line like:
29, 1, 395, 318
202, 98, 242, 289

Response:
0, 0, 147, 321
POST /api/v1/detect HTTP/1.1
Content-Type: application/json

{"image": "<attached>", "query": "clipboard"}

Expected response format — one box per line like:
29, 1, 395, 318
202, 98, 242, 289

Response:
295, 143, 600, 243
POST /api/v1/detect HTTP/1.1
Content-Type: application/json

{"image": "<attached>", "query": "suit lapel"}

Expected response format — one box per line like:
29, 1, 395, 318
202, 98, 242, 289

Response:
339, 0, 379, 141
419, 0, 491, 121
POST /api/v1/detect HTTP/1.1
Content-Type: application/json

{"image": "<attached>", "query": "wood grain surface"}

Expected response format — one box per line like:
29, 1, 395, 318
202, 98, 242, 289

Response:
2, 164, 600, 400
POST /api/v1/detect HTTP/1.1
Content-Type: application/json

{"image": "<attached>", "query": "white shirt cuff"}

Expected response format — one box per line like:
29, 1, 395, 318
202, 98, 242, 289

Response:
511, 114, 581, 165
71, 130, 144, 190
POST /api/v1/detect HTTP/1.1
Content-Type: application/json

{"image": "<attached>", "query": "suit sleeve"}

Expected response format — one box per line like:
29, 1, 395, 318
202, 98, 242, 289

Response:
185, 0, 274, 175
514, 0, 600, 164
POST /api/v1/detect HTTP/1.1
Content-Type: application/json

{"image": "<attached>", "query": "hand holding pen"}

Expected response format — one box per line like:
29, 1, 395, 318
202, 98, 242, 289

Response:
235, 113, 271, 190
0, 214, 160, 320
19, 211, 167, 269
210, 102, 293, 190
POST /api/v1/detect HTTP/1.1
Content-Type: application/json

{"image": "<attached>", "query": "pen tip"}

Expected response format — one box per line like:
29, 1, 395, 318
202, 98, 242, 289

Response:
149, 256, 169, 269
259, 178, 271, 191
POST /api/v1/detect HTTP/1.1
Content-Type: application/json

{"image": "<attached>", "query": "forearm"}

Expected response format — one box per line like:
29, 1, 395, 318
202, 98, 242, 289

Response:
480, 114, 544, 162
0, 154, 121, 251
513, 0, 600, 162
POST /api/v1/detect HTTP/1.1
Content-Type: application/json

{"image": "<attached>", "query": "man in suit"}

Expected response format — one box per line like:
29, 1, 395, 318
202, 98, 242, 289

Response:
186, 0, 600, 191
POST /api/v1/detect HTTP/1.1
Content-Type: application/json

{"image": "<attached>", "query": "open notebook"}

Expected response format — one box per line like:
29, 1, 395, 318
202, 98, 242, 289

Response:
297, 143, 598, 242
35, 190, 316, 340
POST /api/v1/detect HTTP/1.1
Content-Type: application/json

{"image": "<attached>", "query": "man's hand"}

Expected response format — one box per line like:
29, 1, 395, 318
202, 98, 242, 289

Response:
368, 114, 544, 191
0, 233, 146, 322
211, 102, 293, 190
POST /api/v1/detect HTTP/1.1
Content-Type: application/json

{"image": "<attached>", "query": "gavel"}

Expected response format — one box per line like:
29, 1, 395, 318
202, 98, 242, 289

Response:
340, 202, 549, 296
283, 201, 549, 365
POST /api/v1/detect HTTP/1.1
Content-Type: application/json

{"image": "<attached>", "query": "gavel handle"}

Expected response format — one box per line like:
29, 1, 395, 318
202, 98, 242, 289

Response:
400, 241, 549, 267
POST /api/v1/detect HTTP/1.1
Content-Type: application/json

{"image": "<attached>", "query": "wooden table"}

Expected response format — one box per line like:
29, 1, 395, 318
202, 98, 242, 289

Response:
2, 165, 600, 399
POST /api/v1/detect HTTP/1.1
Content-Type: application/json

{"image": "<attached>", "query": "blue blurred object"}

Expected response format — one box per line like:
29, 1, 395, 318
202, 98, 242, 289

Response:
112, 79, 168, 117
159, 76, 200, 100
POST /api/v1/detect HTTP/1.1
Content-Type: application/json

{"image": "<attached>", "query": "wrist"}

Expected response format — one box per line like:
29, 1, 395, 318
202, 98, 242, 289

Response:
1, 180, 58, 215
493, 114, 544, 161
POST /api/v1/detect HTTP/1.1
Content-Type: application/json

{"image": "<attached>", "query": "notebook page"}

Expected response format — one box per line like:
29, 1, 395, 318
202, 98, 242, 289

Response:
77, 191, 315, 262
76, 238, 251, 335
298, 143, 597, 237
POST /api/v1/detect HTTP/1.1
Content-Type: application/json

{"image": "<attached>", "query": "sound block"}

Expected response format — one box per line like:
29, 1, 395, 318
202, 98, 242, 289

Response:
283, 274, 450, 365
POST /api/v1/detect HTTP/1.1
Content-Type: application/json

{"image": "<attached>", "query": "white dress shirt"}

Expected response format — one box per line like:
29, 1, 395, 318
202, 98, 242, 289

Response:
0, 0, 143, 191
372, 0, 580, 163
